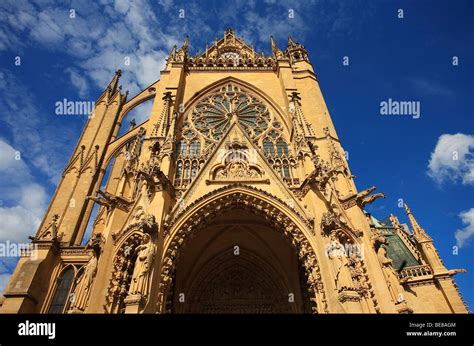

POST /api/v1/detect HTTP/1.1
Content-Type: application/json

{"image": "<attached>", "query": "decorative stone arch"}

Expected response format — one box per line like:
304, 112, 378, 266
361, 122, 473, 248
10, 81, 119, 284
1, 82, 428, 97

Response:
104, 213, 158, 313
180, 76, 292, 135
117, 86, 156, 124
320, 205, 364, 246
319, 207, 378, 311
45, 264, 78, 313
104, 124, 148, 170
208, 145, 266, 180
77, 124, 147, 247
157, 184, 328, 314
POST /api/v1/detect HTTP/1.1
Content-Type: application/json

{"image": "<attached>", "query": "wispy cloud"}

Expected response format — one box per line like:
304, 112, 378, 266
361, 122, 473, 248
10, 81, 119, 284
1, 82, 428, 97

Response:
1, 0, 374, 97
0, 0, 173, 96
65, 67, 90, 98
407, 76, 455, 97
0, 69, 76, 184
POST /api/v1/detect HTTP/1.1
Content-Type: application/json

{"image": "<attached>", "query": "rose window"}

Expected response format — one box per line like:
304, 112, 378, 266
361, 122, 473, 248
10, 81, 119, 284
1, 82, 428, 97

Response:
191, 85, 271, 141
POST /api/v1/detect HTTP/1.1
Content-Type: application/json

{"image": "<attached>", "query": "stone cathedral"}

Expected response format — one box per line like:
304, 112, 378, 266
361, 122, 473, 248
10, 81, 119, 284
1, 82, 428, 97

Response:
0, 29, 468, 314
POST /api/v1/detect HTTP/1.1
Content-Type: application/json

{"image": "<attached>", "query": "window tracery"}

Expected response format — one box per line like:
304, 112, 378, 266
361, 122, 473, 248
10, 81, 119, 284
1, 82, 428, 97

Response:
190, 84, 271, 141
262, 130, 298, 184
174, 83, 302, 190
48, 267, 75, 313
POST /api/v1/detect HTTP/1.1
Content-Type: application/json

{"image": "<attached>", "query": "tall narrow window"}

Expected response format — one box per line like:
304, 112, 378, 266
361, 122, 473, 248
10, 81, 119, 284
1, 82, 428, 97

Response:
48, 267, 74, 313
176, 161, 183, 179
191, 161, 198, 178
276, 139, 289, 156
281, 160, 291, 178
190, 140, 201, 157
184, 161, 190, 179
263, 139, 275, 156
178, 140, 187, 156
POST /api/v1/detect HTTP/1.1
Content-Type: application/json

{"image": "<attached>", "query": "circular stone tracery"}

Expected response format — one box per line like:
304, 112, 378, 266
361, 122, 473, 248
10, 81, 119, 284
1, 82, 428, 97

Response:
191, 84, 271, 141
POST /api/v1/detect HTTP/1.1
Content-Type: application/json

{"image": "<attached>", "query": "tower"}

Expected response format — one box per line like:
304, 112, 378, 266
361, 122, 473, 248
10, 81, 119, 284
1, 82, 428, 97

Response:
0, 29, 467, 314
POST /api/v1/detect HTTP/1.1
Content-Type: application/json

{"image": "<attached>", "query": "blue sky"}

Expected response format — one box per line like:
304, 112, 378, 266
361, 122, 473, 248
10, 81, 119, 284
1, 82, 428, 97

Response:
0, 0, 473, 310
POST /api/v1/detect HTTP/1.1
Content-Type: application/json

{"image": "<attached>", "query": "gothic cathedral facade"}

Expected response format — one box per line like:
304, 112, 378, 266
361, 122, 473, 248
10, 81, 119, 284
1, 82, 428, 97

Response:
0, 29, 468, 314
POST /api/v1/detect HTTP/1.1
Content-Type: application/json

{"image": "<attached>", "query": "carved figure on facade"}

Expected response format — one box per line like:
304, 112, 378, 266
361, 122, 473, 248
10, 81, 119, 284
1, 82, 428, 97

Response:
375, 238, 407, 305
128, 233, 156, 297
326, 231, 355, 293
35, 214, 60, 240
68, 233, 104, 313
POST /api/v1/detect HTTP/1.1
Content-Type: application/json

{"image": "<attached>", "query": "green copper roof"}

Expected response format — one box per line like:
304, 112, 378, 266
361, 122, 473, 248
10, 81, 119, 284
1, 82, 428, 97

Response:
370, 215, 384, 228
384, 229, 420, 270
369, 213, 420, 270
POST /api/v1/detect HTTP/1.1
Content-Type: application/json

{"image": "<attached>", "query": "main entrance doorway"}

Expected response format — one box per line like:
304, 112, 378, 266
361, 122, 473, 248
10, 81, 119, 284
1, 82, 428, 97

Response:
168, 207, 313, 313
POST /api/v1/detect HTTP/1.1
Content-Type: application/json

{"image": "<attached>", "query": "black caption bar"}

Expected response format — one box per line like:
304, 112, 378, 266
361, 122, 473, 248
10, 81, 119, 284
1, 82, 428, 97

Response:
0, 314, 472, 345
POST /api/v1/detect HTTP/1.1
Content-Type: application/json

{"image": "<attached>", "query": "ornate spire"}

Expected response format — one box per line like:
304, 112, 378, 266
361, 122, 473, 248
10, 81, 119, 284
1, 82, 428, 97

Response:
151, 92, 173, 138
182, 35, 189, 51
270, 36, 284, 59
105, 69, 122, 100
179, 36, 189, 59
288, 36, 298, 48
167, 36, 189, 64
290, 92, 315, 138
389, 214, 405, 232
404, 204, 432, 241
287, 36, 309, 63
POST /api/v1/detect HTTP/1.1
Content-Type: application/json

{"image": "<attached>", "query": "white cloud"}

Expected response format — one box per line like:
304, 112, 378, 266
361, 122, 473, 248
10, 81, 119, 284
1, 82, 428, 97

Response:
2, 0, 364, 97
0, 138, 49, 295
427, 133, 474, 185
0, 0, 171, 96
66, 68, 90, 98
455, 208, 474, 248
0, 139, 48, 244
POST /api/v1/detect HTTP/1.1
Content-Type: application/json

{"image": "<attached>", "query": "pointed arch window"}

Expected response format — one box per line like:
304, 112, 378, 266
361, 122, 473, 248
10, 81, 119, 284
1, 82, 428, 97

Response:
178, 140, 187, 156
191, 161, 198, 178
48, 267, 74, 313
282, 160, 291, 178
190, 85, 271, 141
263, 139, 275, 156
176, 161, 183, 179
189, 140, 201, 157
276, 139, 289, 156
184, 161, 190, 179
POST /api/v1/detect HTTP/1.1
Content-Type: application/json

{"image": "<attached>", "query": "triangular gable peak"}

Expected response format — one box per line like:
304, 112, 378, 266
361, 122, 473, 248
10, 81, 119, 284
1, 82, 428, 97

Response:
195, 28, 264, 60
173, 120, 308, 219
185, 29, 276, 69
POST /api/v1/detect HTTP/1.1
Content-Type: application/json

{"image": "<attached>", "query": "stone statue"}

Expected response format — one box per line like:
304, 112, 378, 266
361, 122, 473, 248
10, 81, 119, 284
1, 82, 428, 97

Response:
326, 232, 354, 292
376, 243, 405, 304
128, 233, 156, 296
70, 250, 98, 312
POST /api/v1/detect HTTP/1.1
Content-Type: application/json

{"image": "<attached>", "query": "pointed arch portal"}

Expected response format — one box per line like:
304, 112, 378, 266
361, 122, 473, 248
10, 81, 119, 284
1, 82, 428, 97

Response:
157, 185, 328, 314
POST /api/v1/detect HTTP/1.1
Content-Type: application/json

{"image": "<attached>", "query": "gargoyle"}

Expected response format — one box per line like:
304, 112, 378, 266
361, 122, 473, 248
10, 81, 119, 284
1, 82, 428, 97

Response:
87, 190, 131, 211
341, 186, 385, 210
449, 269, 467, 276
355, 186, 385, 207
360, 192, 385, 207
